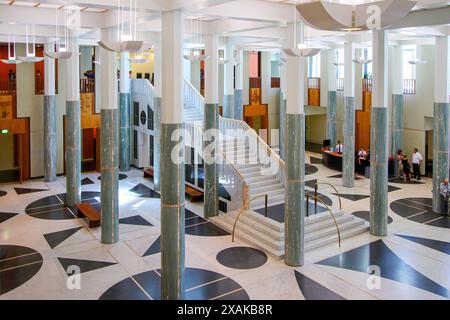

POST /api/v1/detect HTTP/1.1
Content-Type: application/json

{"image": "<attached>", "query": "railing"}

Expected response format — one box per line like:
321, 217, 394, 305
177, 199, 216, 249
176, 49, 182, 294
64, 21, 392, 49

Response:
184, 121, 249, 213
249, 77, 262, 89
336, 78, 344, 91
314, 182, 342, 211
271, 77, 280, 88
403, 79, 416, 95
80, 78, 95, 93
232, 193, 268, 242
131, 78, 154, 105
0, 79, 16, 95
184, 79, 204, 116
308, 77, 321, 89
219, 117, 286, 189
362, 78, 372, 92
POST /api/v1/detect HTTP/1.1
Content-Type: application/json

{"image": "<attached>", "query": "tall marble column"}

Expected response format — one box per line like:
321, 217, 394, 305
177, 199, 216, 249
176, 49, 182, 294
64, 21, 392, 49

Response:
234, 49, 243, 120
65, 34, 81, 206
119, 52, 131, 172
204, 33, 219, 219
160, 10, 185, 300
391, 45, 404, 177
100, 28, 119, 244
370, 30, 389, 236
223, 39, 234, 119
153, 40, 162, 191
284, 23, 306, 267
343, 41, 355, 188
432, 36, 450, 213
44, 41, 57, 182
279, 55, 287, 160
327, 49, 337, 147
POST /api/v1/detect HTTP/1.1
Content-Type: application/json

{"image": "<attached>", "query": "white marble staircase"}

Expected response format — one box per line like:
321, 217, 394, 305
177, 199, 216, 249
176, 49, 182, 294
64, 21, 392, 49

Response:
210, 209, 369, 258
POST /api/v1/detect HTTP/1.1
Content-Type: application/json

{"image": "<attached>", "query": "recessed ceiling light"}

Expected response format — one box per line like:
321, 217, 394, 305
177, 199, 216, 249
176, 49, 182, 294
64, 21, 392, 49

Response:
37, 3, 61, 9
83, 7, 107, 12
12, 1, 38, 6
0, 1, 12, 5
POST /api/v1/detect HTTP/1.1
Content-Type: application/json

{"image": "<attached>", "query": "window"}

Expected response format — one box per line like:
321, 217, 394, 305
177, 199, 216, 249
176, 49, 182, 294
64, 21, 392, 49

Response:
133, 102, 139, 126
402, 45, 416, 80
362, 48, 373, 78
336, 48, 344, 79
308, 52, 321, 78
147, 105, 154, 131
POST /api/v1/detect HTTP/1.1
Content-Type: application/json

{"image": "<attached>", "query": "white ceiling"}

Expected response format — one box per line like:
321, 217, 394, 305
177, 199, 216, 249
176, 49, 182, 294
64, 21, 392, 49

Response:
0, 0, 448, 50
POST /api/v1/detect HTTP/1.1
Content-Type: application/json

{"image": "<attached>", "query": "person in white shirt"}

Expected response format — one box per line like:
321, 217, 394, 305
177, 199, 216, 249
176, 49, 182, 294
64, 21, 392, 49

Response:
335, 141, 343, 154
357, 147, 368, 175
412, 148, 423, 181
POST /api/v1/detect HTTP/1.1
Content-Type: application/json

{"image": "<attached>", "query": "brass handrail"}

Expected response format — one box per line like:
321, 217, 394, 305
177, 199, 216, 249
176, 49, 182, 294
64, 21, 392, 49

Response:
315, 182, 342, 210
232, 194, 268, 242
308, 195, 341, 247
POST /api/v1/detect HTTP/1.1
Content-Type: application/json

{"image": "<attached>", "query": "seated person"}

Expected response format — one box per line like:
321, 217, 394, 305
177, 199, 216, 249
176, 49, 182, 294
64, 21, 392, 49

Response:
440, 178, 450, 216
335, 141, 343, 154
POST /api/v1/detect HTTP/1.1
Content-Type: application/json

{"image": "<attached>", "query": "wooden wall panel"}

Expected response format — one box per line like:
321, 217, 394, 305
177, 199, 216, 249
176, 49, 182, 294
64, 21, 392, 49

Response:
308, 88, 320, 106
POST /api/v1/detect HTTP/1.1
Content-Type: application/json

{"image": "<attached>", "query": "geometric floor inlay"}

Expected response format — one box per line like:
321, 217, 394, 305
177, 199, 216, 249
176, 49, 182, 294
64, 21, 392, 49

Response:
98, 174, 128, 181
119, 215, 153, 226
306, 164, 319, 175
390, 197, 449, 229
0, 190, 6, 197
142, 236, 161, 257
0, 211, 18, 223
317, 240, 450, 299
396, 234, 450, 255
14, 187, 48, 195
81, 177, 96, 186
43, 227, 84, 249
294, 270, 345, 300
216, 247, 268, 269
128, 183, 160, 199
99, 268, 249, 300
57, 257, 117, 275
0, 245, 43, 295
351, 211, 393, 224
185, 209, 229, 237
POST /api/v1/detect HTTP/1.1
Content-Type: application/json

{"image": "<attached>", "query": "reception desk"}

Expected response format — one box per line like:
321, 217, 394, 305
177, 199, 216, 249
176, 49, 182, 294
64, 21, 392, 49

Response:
322, 151, 343, 171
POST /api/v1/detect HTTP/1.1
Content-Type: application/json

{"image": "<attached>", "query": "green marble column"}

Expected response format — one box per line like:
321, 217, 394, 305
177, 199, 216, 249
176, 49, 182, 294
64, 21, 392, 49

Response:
432, 102, 450, 213
391, 94, 404, 177
66, 101, 81, 206
101, 109, 119, 244
284, 113, 306, 267
343, 97, 355, 188
153, 97, 162, 191
44, 95, 57, 182
279, 92, 286, 160
234, 89, 242, 120
119, 93, 131, 172
204, 103, 219, 219
160, 123, 185, 300
327, 91, 337, 148
223, 94, 234, 119
370, 107, 389, 236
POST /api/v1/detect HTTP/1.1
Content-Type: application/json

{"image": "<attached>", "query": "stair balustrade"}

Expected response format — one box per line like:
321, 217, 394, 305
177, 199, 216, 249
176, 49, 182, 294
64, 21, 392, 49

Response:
184, 79, 204, 116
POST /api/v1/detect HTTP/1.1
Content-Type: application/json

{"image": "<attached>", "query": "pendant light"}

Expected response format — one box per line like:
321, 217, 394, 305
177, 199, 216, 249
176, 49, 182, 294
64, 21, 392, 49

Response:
45, 8, 73, 60
184, 16, 209, 61
98, 0, 143, 53
408, 43, 428, 65
1, 35, 22, 65
18, 24, 44, 63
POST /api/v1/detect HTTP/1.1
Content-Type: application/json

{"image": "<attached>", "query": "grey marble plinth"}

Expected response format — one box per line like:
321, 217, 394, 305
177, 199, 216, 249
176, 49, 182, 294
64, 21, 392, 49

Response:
343, 96, 355, 188
391, 94, 404, 177
119, 93, 131, 172
284, 113, 306, 267
279, 93, 286, 160
204, 103, 219, 219
161, 123, 185, 300
370, 107, 389, 236
234, 89, 242, 120
223, 94, 234, 119
101, 109, 119, 244
65, 101, 81, 206
44, 95, 57, 182
327, 91, 337, 148
432, 102, 450, 213
153, 97, 162, 191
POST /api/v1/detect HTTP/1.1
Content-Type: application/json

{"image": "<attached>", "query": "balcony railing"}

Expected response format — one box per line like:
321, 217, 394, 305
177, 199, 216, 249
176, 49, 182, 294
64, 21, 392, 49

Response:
0, 79, 16, 95
362, 78, 372, 92
271, 77, 280, 88
308, 77, 320, 89
336, 78, 344, 91
80, 78, 95, 93
403, 79, 416, 95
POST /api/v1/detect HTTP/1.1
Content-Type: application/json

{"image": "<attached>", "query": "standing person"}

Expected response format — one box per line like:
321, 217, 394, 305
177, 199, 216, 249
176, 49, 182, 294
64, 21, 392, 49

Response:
358, 147, 368, 175
402, 154, 412, 182
335, 140, 343, 154
439, 178, 450, 216
412, 148, 423, 181
397, 149, 404, 177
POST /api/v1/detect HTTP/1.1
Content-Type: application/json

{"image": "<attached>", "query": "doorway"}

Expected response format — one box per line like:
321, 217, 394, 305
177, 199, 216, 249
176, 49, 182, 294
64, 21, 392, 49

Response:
81, 128, 100, 172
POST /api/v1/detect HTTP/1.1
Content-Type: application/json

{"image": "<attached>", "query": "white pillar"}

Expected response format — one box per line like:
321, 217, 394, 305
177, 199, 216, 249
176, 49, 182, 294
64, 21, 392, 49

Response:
205, 34, 219, 105
392, 45, 403, 95
44, 42, 55, 96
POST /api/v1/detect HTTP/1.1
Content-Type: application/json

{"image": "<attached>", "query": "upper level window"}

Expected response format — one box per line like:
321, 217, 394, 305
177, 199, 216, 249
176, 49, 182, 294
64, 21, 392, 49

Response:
362, 48, 373, 78
402, 45, 416, 80
336, 48, 344, 79
308, 52, 321, 78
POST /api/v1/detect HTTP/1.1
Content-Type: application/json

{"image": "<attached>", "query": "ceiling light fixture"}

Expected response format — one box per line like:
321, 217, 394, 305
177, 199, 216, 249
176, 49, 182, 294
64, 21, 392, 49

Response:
408, 44, 428, 65
98, 0, 143, 53
45, 8, 73, 59
184, 16, 209, 61
18, 24, 44, 63
1, 35, 22, 65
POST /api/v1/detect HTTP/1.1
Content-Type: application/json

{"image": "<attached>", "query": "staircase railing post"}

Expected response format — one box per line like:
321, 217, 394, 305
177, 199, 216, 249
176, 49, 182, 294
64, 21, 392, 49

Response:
314, 183, 318, 214
306, 193, 309, 217
265, 194, 268, 218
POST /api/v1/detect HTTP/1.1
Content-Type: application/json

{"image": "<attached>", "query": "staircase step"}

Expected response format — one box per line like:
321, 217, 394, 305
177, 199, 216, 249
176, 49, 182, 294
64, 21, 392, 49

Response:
246, 174, 278, 183
305, 219, 365, 243
305, 222, 369, 251
250, 182, 284, 194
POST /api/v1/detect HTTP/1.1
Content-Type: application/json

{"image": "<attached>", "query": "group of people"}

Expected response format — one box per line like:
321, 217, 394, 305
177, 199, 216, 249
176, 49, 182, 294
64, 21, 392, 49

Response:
397, 148, 423, 182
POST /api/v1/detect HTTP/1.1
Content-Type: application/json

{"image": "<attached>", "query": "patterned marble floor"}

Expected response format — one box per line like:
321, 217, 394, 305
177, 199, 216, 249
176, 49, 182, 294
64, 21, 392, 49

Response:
0, 154, 449, 300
